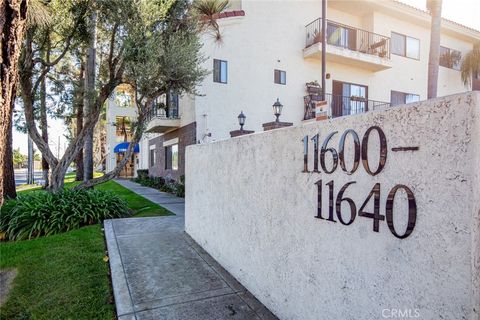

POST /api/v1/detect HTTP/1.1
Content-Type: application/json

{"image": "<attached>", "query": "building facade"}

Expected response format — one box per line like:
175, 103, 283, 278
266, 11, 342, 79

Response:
105, 85, 140, 178
139, 0, 480, 180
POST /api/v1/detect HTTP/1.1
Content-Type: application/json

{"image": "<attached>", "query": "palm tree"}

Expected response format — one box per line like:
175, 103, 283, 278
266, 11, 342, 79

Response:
427, 0, 442, 99
460, 41, 480, 87
193, 0, 229, 42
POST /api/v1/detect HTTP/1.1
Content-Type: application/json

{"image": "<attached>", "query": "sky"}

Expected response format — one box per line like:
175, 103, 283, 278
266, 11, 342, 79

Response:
12, 0, 480, 156
400, 0, 480, 31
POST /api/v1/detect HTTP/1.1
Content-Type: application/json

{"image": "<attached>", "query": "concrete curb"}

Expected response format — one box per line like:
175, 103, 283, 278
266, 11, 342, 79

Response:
104, 220, 136, 319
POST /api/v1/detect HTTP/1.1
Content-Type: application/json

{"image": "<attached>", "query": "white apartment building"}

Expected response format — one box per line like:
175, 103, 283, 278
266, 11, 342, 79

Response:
108, 0, 480, 180
105, 84, 139, 177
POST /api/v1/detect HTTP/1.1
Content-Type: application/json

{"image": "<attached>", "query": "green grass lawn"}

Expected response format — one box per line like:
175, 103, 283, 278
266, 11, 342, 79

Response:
16, 173, 172, 217
0, 225, 113, 320
96, 180, 172, 217
0, 174, 171, 318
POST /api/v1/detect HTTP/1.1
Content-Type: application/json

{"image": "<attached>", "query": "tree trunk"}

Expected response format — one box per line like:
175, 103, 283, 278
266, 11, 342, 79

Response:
0, 0, 28, 205
18, 7, 124, 193
27, 136, 34, 184
40, 50, 49, 187
83, 10, 97, 182
427, 0, 442, 99
75, 60, 85, 181
3, 126, 17, 200
100, 125, 106, 171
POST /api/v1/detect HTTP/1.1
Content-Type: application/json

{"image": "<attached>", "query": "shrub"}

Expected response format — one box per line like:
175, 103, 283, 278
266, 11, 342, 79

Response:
174, 183, 185, 198
132, 175, 185, 198
137, 169, 149, 180
0, 189, 130, 241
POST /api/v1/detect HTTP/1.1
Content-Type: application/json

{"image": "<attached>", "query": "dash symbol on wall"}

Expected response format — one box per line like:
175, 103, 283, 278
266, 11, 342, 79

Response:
391, 146, 419, 152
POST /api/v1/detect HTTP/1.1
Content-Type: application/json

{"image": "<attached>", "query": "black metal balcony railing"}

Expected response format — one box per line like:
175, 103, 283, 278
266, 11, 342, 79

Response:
145, 105, 179, 123
303, 93, 390, 120
305, 18, 390, 59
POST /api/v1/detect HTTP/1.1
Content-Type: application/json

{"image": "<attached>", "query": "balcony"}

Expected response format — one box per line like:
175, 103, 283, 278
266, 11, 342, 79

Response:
145, 107, 180, 133
304, 18, 392, 71
303, 93, 390, 120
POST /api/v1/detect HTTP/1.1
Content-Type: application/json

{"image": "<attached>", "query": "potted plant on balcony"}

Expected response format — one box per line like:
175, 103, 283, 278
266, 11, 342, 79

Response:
306, 81, 322, 95
350, 95, 367, 102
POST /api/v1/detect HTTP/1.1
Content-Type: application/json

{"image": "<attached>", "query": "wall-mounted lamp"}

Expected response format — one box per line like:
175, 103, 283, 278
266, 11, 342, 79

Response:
272, 98, 283, 123
238, 111, 246, 131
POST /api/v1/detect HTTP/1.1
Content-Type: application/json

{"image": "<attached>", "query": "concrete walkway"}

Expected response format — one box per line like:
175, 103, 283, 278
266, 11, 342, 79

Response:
105, 179, 277, 320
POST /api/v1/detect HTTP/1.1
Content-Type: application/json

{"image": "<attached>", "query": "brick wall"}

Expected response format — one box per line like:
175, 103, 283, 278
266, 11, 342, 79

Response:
148, 122, 196, 181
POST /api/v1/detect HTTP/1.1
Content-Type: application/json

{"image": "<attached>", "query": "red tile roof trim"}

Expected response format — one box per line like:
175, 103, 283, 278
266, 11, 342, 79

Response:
211, 10, 245, 20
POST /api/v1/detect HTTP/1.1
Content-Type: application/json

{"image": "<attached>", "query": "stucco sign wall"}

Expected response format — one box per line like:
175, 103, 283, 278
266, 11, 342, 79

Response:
185, 92, 480, 320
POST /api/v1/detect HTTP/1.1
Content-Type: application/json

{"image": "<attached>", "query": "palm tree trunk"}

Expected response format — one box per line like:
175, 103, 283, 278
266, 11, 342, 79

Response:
427, 0, 442, 99
0, 0, 28, 205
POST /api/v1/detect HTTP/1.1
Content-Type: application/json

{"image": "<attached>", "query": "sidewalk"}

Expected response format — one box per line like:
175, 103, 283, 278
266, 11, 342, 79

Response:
105, 179, 277, 320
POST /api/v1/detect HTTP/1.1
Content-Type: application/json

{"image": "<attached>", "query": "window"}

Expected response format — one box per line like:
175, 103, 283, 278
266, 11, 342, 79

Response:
165, 144, 179, 170
327, 22, 356, 50
213, 59, 227, 83
115, 89, 133, 108
391, 32, 420, 59
166, 91, 179, 118
115, 117, 132, 142
274, 69, 286, 85
332, 80, 368, 117
391, 91, 420, 106
439, 46, 461, 70
149, 148, 155, 167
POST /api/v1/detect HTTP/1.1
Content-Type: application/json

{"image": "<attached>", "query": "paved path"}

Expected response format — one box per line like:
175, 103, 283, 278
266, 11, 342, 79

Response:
105, 179, 277, 320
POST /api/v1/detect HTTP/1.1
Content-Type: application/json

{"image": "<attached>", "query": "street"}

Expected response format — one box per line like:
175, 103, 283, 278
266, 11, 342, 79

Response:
14, 169, 44, 186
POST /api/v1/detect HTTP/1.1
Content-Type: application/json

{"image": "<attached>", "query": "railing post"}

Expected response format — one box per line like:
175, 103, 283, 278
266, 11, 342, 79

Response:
321, 0, 326, 99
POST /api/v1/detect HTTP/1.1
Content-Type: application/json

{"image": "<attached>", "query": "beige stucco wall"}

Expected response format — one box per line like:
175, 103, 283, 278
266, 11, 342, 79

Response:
186, 92, 480, 320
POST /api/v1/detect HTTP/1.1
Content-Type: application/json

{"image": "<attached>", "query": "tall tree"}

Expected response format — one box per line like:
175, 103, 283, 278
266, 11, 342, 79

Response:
75, 59, 85, 181
12, 148, 26, 168
427, 0, 442, 99
39, 34, 49, 186
20, 0, 207, 191
74, 0, 208, 189
1, 0, 28, 204
83, 10, 96, 182
460, 41, 480, 88
3, 124, 17, 198
27, 135, 34, 183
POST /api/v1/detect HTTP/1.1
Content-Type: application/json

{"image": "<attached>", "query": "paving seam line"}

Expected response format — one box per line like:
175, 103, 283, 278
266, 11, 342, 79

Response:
111, 220, 139, 320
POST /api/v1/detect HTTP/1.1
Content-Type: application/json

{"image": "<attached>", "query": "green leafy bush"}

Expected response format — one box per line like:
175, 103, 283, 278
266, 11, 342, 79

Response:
137, 169, 149, 180
132, 175, 185, 198
174, 183, 185, 198
0, 189, 130, 240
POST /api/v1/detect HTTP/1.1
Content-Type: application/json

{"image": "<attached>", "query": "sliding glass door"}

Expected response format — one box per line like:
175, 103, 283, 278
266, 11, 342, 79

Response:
332, 81, 368, 117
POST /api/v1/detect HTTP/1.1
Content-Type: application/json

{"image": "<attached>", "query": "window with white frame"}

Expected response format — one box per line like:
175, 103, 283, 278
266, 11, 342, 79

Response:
391, 90, 420, 106
439, 46, 461, 70
274, 69, 286, 85
213, 59, 228, 83
391, 32, 420, 59
165, 144, 179, 170
149, 147, 156, 167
